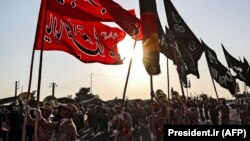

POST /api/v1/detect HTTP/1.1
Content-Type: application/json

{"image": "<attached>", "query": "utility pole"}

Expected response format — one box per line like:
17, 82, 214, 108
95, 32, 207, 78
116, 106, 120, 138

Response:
15, 81, 20, 98
50, 82, 57, 97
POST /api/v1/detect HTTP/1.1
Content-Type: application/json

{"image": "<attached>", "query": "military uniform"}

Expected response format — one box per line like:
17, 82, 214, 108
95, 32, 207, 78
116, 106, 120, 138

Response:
170, 99, 183, 125
186, 98, 199, 125
239, 100, 250, 125
148, 101, 168, 141
36, 104, 78, 141
30, 119, 56, 141
202, 99, 210, 122
57, 118, 77, 141
27, 106, 56, 141
209, 99, 219, 125
197, 100, 205, 122
219, 100, 230, 125
112, 111, 133, 141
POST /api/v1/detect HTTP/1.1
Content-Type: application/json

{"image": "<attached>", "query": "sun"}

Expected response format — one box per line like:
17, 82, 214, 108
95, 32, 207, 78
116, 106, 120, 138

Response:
118, 38, 148, 78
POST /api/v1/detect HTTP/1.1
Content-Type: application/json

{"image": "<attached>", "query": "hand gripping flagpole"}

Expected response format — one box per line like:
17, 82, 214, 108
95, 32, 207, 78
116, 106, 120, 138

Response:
34, 0, 47, 141
34, 31, 45, 141
21, 49, 35, 141
121, 40, 137, 108
21, 0, 47, 141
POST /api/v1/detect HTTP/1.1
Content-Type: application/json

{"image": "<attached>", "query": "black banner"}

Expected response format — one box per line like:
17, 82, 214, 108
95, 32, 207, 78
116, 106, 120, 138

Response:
163, 0, 204, 78
222, 45, 248, 83
203, 41, 236, 95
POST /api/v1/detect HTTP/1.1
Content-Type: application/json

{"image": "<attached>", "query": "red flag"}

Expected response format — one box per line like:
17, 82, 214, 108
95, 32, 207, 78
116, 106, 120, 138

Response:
98, 0, 142, 40
45, 0, 113, 21
34, 0, 126, 64
42, 0, 141, 39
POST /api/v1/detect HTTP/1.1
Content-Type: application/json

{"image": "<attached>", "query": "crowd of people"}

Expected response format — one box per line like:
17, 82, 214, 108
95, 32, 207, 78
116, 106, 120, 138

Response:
0, 90, 249, 141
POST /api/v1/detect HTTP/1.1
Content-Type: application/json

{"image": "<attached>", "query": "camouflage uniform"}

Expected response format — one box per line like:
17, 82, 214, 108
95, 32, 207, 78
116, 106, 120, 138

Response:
148, 102, 168, 141
112, 111, 133, 141
27, 108, 56, 141
57, 118, 77, 141
37, 104, 78, 141
27, 117, 56, 141
203, 99, 210, 121
186, 98, 199, 125
240, 100, 250, 125
197, 100, 205, 122
219, 101, 230, 125
209, 99, 219, 125
170, 99, 183, 125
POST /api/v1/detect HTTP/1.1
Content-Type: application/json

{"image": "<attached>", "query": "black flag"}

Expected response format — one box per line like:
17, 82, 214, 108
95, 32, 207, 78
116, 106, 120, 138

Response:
158, 23, 175, 62
163, 0, 204, 78
158, 24, 188, 87
203, 41, 236, 95
139, 0, 161, 75
222, 44, 247, 83
243, 57, 250, 87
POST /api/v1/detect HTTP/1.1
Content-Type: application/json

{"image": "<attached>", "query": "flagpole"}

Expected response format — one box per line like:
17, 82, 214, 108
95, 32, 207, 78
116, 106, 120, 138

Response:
121, 40, 137, 108
34, 36, 44, 141
173, 41, 185, 97
21, 0, 47, 139
210, 74, 219, 100
178, 73, 185, 97
166, 58, 170, 100
21, 49, 35, 141
150, 75, 154, 101
33, 0, 47, 140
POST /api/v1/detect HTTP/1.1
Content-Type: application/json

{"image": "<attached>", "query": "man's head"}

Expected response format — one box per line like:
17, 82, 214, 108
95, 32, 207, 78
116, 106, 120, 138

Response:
41, 105, 53, 118
115, 103, 123, 114
58, 103, 78, 118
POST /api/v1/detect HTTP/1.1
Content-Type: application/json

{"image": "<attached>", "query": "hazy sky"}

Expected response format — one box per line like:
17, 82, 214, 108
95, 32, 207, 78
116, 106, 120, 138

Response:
0, 0, 249, 101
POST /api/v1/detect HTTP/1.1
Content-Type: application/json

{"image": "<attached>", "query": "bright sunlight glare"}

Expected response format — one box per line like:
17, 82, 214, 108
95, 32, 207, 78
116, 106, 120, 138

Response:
118, 37, 148, 78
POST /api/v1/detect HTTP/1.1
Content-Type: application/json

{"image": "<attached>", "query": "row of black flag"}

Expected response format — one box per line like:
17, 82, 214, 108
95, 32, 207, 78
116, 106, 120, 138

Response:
143, 0, 250, 96
33, 0, 249, 97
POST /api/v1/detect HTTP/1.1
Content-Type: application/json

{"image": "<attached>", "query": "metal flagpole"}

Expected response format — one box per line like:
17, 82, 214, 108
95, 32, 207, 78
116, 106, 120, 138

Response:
21, 0, 47, 139
178, 73, 185, 97
34, 35, 45, 141
173, 41, 185, 97
121, 40, 137, 108
166, 58, 170, 100
210, 73, 219, 100
150, 75, 154, 101
34, 0, 47, 140
21, 49, 35, 141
